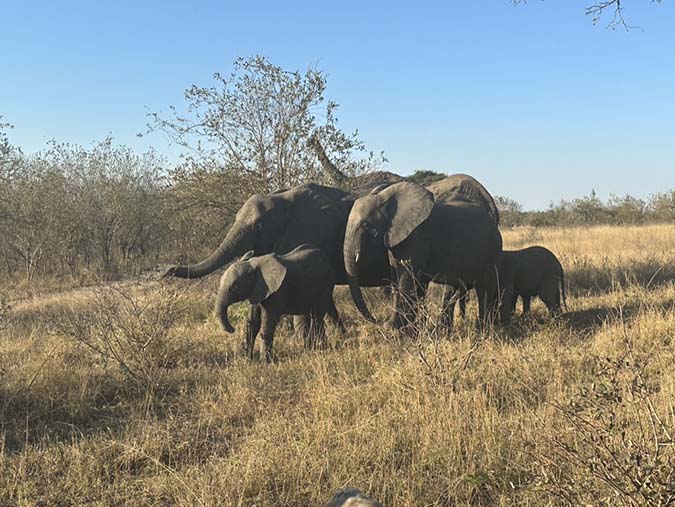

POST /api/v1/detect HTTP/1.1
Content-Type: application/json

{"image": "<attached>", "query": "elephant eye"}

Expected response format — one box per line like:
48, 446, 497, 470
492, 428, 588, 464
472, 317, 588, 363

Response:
255, 222, 263, 231
371, 227, 379, 237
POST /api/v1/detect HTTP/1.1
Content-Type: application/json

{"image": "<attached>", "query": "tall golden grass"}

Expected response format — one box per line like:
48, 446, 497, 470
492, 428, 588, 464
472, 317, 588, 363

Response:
1, 225, 674, 506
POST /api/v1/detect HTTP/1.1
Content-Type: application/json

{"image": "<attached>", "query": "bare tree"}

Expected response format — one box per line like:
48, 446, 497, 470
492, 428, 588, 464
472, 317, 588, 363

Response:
513, 0, 663, 29
148, 55, 384, 193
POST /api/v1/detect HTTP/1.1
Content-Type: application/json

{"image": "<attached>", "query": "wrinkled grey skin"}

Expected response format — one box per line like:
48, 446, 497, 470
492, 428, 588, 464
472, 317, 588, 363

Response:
164, 183, 355, 282
500, 246, 566, 318
325, 488, 383, 507
164, 182, 391, 347
344, 179, 504, 333
440, 284, 471, 331
216, 245, 339, 361
428, 174, 501, 328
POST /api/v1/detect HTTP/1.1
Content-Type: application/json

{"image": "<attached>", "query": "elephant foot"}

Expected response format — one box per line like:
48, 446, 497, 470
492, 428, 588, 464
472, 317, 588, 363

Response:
239, 341, 258, 361
263, 348, 277, 363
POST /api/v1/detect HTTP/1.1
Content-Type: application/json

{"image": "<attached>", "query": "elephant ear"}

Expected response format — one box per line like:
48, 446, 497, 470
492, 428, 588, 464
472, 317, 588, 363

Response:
378, 182, 434, 248
250, 255, 287, 304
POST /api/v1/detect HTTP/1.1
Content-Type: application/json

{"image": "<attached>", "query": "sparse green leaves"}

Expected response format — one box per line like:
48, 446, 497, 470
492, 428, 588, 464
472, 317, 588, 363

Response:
149, 55, 382, 193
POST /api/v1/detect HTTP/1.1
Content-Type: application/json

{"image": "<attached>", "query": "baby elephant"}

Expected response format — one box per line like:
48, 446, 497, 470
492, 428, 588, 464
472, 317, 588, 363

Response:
501, 246, 566, 318
216, 244, 338, 361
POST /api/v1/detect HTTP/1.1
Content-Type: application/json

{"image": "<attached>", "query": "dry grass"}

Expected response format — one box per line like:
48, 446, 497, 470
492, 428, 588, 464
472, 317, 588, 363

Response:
1, 225, 675, 506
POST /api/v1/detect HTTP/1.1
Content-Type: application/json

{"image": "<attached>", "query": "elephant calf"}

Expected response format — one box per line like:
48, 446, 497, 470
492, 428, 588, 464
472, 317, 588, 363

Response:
500, 246, 566, 317
216, 244, 339, 361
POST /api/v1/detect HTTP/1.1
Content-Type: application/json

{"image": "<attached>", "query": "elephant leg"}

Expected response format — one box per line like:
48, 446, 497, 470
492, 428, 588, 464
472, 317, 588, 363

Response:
444, 301, 456, 334
284, 315, 295, 333
440, 287, 456, 334
326, 297, 346, 336
522, 295, 532, 315
459, 289, 468, 319
244, 304, 262, 359
303, 311, 321, 350
392, 269, 421, 334
310, 311, 327, 350
475, 287, 488, 330
296, 315, 313, 349
540, 281, 562, 317
477, 266, 501, 328
260, 310, 279, 363
499, 284, 515, 326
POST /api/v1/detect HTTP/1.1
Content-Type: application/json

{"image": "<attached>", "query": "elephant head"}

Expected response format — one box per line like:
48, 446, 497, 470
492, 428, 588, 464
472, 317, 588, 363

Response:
164, 183, 349, 279
215, 251, 287, 333
343, 181, 435, 321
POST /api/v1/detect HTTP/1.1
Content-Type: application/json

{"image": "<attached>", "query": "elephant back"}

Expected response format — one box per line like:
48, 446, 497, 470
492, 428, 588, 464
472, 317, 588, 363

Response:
349, 171, 406, 198
293, 182, 352, 208
426, 174, 499, 226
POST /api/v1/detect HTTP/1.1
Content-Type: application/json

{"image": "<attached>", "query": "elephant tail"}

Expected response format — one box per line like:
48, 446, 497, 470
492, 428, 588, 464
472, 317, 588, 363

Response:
560, 267, 568, 312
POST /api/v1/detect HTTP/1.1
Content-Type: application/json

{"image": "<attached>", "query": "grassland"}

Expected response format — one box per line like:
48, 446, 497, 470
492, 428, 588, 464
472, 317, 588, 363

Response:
1, 224, 674, 506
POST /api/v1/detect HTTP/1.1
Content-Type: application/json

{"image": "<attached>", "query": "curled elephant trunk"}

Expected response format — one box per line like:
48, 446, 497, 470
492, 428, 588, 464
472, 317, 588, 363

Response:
215, 286, 236, 334
165, 227, 251, 279
344, 229, 376, 323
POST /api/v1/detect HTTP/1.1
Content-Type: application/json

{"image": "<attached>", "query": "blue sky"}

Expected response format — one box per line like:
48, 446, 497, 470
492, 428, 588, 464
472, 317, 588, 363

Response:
2, 0, 674, 209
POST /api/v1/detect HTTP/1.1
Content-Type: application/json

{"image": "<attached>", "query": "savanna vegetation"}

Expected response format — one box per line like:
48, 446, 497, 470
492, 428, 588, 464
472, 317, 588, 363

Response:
1, 54, 674, 506
1, 225, 674, 506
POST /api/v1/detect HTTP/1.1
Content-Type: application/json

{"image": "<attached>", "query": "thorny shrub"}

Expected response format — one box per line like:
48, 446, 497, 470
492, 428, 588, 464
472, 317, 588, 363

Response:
372, 265, 487, 388
0, 292, 11, 330
56, 283, 187, 391
531, 340, 675, 506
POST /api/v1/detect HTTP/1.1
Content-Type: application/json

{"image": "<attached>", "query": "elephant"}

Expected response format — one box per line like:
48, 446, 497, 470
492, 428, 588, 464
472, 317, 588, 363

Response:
439, 284, 471, 331
500, 246, 566, 318
216, 245, 339, 361
427, 174, 500, 329
343, 179, 504, 333
325, 488, 383, 507
164, 182, 392, 347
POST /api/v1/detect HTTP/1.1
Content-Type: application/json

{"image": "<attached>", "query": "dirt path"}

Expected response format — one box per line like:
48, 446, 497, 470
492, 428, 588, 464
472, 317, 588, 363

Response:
8, 270, 165, 313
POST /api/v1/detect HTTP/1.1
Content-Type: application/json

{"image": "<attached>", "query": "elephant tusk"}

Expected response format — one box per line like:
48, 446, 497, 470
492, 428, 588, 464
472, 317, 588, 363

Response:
355, 251, 360, 264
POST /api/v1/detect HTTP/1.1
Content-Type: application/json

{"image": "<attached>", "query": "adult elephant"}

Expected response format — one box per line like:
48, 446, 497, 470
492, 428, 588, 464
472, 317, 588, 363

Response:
426, 174, 501, 328
343, 177, 505, 332
165, 183, 351, 280
163, 182, 392, 350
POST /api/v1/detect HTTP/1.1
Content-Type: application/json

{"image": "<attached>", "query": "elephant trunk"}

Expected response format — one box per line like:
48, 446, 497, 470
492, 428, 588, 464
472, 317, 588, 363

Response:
164, 226, 251, 279
215, 285, 236, 334
344, 228, 376, 323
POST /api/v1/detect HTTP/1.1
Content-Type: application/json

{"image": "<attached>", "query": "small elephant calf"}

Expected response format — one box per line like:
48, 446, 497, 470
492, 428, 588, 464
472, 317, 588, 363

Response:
500, 246, 566, 318
216, 244, 339, 361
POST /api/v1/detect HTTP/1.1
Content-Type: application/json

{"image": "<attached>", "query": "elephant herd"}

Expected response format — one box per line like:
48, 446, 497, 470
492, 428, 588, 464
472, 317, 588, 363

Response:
164, 148, 566, 361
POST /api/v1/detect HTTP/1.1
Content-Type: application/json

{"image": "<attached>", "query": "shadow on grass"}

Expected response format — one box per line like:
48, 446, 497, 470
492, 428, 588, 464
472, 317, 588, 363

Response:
1, 372, 135, 454
565, 260, 675, 298
497, 294, 675, 343
560, 296, 675, 334
0, 343, 241, 455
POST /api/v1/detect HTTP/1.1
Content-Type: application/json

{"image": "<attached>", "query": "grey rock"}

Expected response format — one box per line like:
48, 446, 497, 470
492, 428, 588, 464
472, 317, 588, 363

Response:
325, 487, 383, 507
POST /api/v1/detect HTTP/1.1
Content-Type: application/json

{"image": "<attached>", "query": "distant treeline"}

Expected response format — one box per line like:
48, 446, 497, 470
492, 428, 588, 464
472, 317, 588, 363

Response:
495, 190, 675, 228
0, 137, 276, 283
1, 134, 673, 284
404, 170, 675, 228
